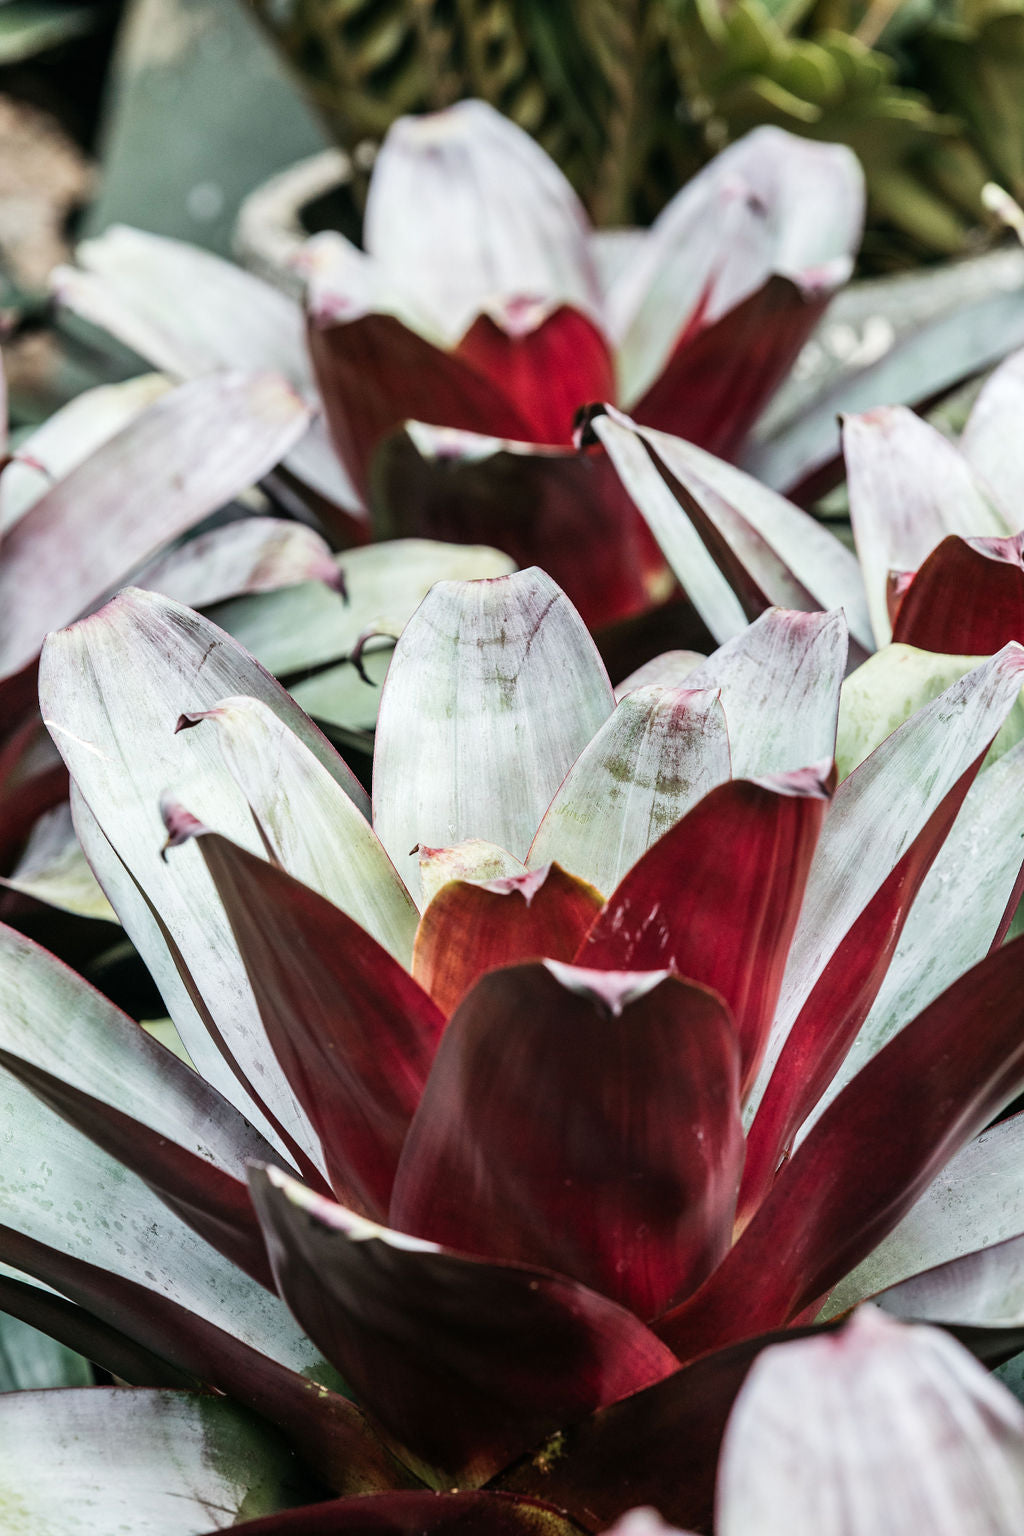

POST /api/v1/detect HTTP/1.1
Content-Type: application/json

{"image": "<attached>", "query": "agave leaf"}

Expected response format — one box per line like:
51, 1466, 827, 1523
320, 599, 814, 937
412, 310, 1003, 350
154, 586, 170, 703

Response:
179, 697, 418, 964
138, 518, 341, 612
526, 686, 731, 897
749, 645, 1024, 1121
803, 738, 1024, 1126
682, 607, 848, 777
412, 865, 603, 1017
658, 934, 1024, 1358
248, 1165, 678, 1488
0, 374, 171, 534
40, 589, 368, 1173
0, 1389, 315, 1535
0, 920, 276, 1282
821, 1111, 1024, 1319
593, 411, 872, 653
578, 769, 829, 1098
714, 1312, 1024, 1536
390, 961, 743, 1320
844, 405, 1011, 647
372, 568, 615, 901
161, 813, 443, 1221
0, 374, 311, 682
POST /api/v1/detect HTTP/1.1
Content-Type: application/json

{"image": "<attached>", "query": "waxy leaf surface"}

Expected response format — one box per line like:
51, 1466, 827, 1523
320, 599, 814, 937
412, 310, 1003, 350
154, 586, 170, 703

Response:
390, 962, 743, 1318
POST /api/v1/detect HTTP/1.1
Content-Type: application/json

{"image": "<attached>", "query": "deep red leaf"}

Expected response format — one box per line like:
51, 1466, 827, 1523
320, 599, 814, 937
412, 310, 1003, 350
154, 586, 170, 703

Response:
0, 1272, 195, 1388
576, 770, 830, 1096
455, 305, 614, 445
892, 533, 1024, 653
412, 865, 604, 1017
737, 751, 983, 1222
390, 962, 742, 1319
631, 275, 833, 460
0, 1224, 405, 1494
370, 431, 669, 630
308, 312, 534, 495
500, 1324, 830, 1533
216, 1490, 584, 1536
248, 1165, 680, 1487
167, 816, 445, 1220
656, 933, 1024, 1361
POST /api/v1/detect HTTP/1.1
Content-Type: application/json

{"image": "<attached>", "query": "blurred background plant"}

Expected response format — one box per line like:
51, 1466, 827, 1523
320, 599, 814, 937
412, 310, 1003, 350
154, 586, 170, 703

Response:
244, 0, 1024, 270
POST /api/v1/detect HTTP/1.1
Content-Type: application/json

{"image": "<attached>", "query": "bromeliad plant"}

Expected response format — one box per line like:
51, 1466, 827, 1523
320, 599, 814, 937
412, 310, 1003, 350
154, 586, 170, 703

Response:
5, 568, 1024, 1529
51, 100, 864, 629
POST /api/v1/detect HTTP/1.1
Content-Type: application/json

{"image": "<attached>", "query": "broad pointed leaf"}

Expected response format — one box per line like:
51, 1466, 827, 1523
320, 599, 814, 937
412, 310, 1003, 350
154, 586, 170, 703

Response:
371, 426, 668, 631
595, 412, 871, 653
614, 651, 705, 699
960, 346, 1024, 518
412, 866, 603, 1017
139, 517, 341, 611
390, 962, 742, 1320
527, 686, 731, 897
164, 813, 443, 1219
0, 373, 311, 679
0, 1068, 323, 1375
873, 1232, 1024, 1351
658, 935, 1024, 1359
40, 589, 369, 1172
372, 568, 615, 900
822, 1112, 1024, 1319
0, 920, 274, 1281
0, 1389, 315, 1535
715, 1311, 1024, 1536
749, 645, 1024, 1122
179, 696, 417, 964
683, 608, 847, 778
249, 1166, 678, 1487
578, 770, 829, 1096
738, 747, 984, 1221
0, 802, 115, 921
834, 643, 1024, 781
0, 373, 171, 533
0, 1227, 403, 1495
362, 100, 599, 345
224, 1491, 583, 1535
892, 533, 1024, 654
844, 406, 1012, 646
501, 1326, 826, 1532
803, 741, 1024, 1131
